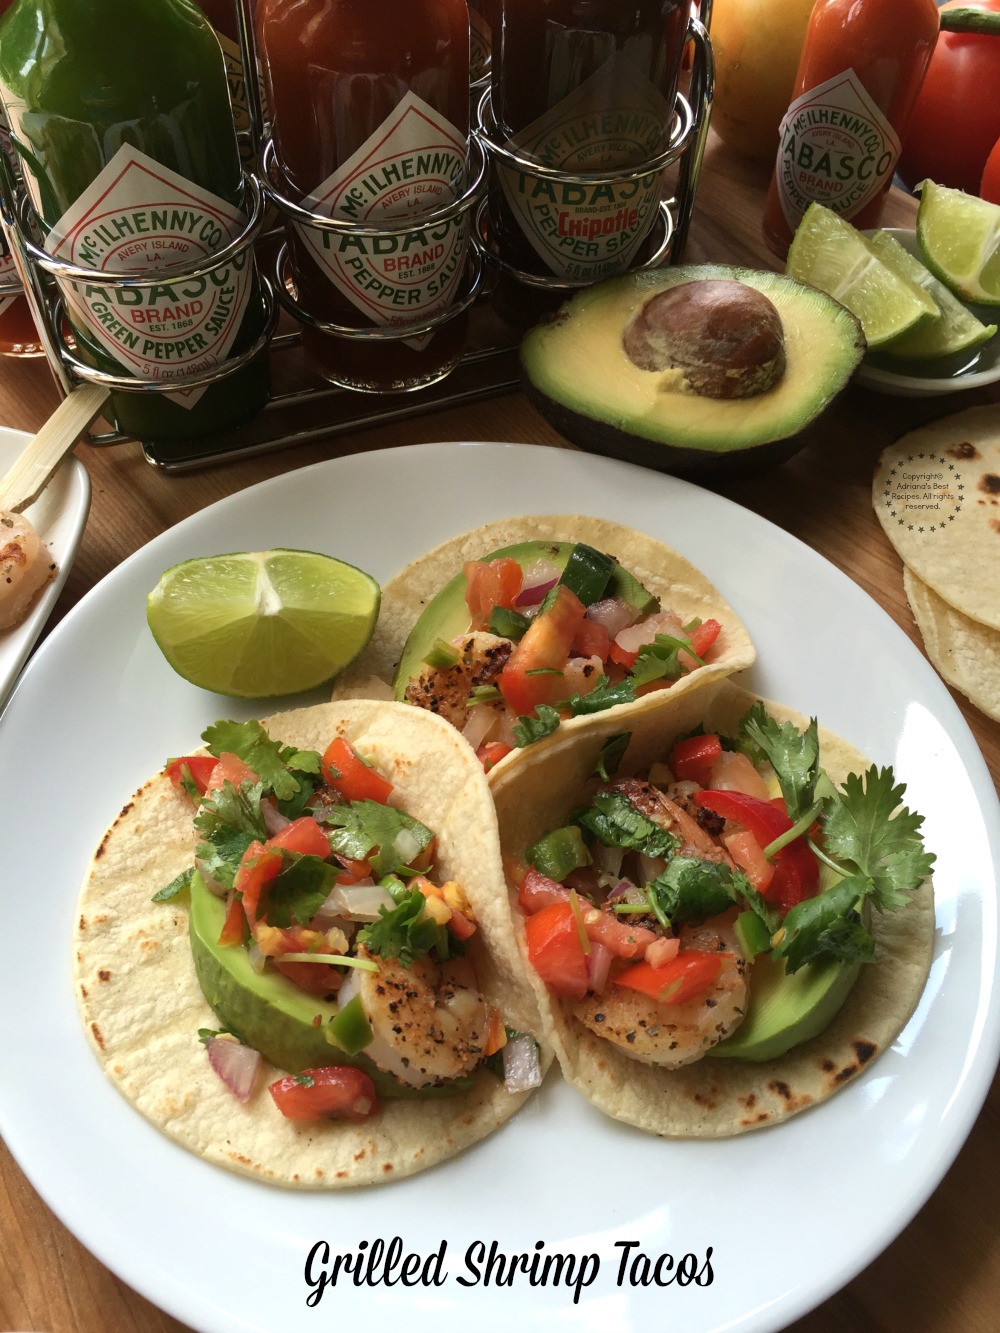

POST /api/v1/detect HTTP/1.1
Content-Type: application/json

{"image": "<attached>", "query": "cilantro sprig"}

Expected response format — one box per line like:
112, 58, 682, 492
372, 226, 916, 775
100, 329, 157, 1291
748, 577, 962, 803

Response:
201, 719, 322, 809
318, 800, 434, 878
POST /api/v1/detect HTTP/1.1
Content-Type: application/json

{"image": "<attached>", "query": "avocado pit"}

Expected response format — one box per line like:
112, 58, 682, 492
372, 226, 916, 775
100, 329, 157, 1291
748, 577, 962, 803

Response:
622, 279, 787, 399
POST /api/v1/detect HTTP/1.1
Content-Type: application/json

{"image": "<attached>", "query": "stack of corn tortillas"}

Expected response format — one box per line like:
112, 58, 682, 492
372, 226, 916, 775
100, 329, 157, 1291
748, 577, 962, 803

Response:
873, 405, 1000, 720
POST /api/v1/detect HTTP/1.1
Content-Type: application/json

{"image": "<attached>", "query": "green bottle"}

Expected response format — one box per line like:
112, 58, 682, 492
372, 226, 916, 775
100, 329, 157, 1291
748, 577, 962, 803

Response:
0, 0, 270, 445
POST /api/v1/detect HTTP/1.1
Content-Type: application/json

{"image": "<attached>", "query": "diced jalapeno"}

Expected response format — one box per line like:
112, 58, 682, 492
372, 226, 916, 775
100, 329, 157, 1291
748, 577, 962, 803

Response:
558, 543, 616, 606
734, 910, 772, 960
526, 825, 592, 882
326, 993, 373, 1055
423, 638, 460, 669
488, 605, 531, 640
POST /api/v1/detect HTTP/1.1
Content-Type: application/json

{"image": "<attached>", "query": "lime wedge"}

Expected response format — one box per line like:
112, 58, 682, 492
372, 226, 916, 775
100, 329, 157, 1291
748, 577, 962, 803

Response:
147, 549, 381, 697
917, 180, 1000, 305
868, 230, 997, 360
786, 203, 939, 347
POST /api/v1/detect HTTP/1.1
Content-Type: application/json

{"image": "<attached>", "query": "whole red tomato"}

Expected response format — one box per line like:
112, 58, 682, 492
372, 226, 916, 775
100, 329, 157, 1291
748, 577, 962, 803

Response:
897, 0, 1000, 195
982, 137, 1000, 203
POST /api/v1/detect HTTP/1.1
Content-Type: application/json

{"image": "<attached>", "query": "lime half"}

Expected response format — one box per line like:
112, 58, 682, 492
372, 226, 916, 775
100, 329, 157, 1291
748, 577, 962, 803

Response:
147, 549, 381, 697
786, 202, 938, 347
917, 180, 1000, 306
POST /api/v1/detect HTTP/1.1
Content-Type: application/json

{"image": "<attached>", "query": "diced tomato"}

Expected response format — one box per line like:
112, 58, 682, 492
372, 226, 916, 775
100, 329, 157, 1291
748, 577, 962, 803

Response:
165, 754, 218, 797
464, 557, 523, 627
614, 950, 724, 1005
523, 899, 589, 999
671, 733, 723, 786
518, 867, 571, 914
268, 816, 330, 859
723, 829, 775, 895
448, 908, 478, 941
235, 841, 283, 927
571, 617, 611, 661
218, 892, 246, 946
688, 618, 722, 659
499, 585, 586, 716
477, 741, 513, 772
321, 737, 393, 804
268, 1065, 379, 1122
694, 789, 819, 912
205, 751, 259, 792
580, 906, 659, 959
484, 1007, 507, 1057
608, 639, 639, 669
273, 959, 344, 996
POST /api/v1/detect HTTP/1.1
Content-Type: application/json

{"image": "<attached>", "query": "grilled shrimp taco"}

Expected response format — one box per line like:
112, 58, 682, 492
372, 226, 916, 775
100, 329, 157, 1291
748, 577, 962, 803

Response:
332, 516, 755, 772
73, 700, 548, 1188
490, 678, 935, 1137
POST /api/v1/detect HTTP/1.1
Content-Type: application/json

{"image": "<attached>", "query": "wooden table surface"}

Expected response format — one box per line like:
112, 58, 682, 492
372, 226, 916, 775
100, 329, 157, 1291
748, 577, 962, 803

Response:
1, 135, 997, 1333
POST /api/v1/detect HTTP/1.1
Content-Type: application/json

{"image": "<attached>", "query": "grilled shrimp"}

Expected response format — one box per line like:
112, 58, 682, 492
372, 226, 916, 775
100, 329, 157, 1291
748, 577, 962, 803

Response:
403, 630, 512, 730
0, 510, 55, 633
607, 777, 732, 865
338, 945, 492, 1088
570, 913, 749, 1068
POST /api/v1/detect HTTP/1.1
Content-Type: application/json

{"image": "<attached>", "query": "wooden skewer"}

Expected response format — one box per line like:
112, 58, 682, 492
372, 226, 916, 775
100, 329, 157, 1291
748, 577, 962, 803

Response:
0, 382, 110, 513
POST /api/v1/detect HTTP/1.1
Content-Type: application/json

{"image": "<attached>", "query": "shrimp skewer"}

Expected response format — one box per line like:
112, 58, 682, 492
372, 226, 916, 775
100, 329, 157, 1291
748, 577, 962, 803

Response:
0, 510, 55, 633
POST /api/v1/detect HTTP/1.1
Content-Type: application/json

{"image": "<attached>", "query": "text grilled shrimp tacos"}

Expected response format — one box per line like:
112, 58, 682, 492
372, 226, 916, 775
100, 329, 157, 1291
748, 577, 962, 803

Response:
73, 700, 549, 1188
490, 679, 935, 1137
332, 516, 755, 771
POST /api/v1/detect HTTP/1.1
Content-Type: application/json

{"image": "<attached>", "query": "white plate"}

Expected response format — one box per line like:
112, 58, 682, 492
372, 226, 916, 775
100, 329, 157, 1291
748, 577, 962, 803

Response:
1, 442, 998, 1333
0, 426, 90, 708
856, 229, 1000, 397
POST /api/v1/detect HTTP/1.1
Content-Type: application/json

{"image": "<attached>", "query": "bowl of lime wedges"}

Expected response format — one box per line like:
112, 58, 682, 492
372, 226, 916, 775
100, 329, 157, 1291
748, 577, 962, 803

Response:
785, 185, 1000, 398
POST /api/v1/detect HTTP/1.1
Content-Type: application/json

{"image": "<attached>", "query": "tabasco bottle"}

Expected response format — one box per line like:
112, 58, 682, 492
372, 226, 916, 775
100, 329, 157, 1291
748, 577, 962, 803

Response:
762, 0, 940, 258
488, 0, 690, 286
257, 0, 472, 393
0, 0, 271, 443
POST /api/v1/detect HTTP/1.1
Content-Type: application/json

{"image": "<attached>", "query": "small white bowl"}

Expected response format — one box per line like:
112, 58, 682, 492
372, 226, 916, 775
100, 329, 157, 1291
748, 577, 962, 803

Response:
855, 228, 1000, 397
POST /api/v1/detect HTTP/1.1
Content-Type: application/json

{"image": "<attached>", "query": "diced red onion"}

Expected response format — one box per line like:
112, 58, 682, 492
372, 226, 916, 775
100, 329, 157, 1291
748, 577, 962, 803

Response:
502, 1033, 543, 1093
585, 940, 613, 993
261, 798, 291, 837
591, 842, 625, 881
194, 855, 228, 897
206, 1035, 261, 1103
586, 596, 636, 637
514, 558, 560, 606
327, 881, 396, 922
637, 853, 667, 884
462, 702, 500, 751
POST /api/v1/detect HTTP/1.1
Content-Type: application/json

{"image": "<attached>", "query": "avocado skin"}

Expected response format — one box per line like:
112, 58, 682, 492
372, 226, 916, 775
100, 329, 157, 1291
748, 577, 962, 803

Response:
520, 264, 865, 481
188, 874, 472, 1099
522, 378, 816, 481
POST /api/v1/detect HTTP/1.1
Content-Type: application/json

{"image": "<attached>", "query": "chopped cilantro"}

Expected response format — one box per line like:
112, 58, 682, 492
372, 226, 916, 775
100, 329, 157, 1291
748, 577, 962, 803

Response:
153, 866, 194, 902
201, 719, 321, 803
358, 886, 448, 965
574, 791, 678, 860
629, 631, 702, 688
318, 800, 434, 878
644, 856, 744, 927
772, 878, 876, 972
261, 855, 336, 929
512, 705, 562, 747
738, 703, 821, 821
566, 675, 637, 715
192, 779, 266, 891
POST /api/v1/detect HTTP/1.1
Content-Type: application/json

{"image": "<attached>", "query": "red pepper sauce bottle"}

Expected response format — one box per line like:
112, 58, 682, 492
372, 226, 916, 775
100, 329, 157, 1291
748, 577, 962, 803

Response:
257, 0, 472, 393
763, 0, 940, 258
0, 0, 270, 444
488, 0, 689, 285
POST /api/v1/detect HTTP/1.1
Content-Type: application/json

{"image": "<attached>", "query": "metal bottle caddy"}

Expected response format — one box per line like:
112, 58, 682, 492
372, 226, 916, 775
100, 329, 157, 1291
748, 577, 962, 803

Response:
0, 0, 714, 472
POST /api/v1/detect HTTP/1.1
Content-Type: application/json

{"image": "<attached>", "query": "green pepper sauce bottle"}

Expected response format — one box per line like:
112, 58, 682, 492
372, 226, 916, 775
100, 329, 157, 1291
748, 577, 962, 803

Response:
0, 0, 271, 445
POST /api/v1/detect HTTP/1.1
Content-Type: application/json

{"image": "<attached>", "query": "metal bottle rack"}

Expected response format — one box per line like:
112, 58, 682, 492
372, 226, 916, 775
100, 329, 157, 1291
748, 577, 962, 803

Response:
0, 0, 714, 473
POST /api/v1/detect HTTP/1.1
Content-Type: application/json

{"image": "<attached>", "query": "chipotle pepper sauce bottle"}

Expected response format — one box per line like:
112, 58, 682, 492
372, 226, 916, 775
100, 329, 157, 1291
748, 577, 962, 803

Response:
0, 0, 270, 443
762, 0, 940, 257
257, 0, 471, 393
489, 0, 689, 284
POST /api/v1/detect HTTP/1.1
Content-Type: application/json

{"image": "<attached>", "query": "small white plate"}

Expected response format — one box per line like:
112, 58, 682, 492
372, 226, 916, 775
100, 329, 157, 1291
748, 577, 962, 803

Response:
856, 229, 1000, 397
0, 425, 90, 709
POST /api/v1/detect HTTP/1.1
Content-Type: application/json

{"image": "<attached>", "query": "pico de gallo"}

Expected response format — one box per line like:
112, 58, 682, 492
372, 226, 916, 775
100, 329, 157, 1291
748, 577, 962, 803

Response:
510, 703, 934, 1066
403, 541, 725, 772
158, 719, 540, 1120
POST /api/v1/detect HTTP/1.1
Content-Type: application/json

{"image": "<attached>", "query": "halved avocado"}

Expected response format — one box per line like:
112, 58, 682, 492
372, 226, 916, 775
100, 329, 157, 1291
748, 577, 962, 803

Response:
520, 264, 865, 479
188, 873, 470, 1099
392, 538, 659, 696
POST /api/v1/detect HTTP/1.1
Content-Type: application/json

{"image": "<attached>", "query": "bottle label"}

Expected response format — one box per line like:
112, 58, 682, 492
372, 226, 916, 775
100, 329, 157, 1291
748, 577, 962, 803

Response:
41, 145, 253, 408
294, 91, 468, 348
496, 54, 673, 281
774, 70, 902, 230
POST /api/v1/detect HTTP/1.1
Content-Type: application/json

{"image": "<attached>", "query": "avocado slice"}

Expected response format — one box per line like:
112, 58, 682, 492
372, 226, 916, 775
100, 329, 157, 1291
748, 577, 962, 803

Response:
520, 264, 865, 479
188, 873, 470, 1098
708, 950, 861, 1062
392, 538, 659, 697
